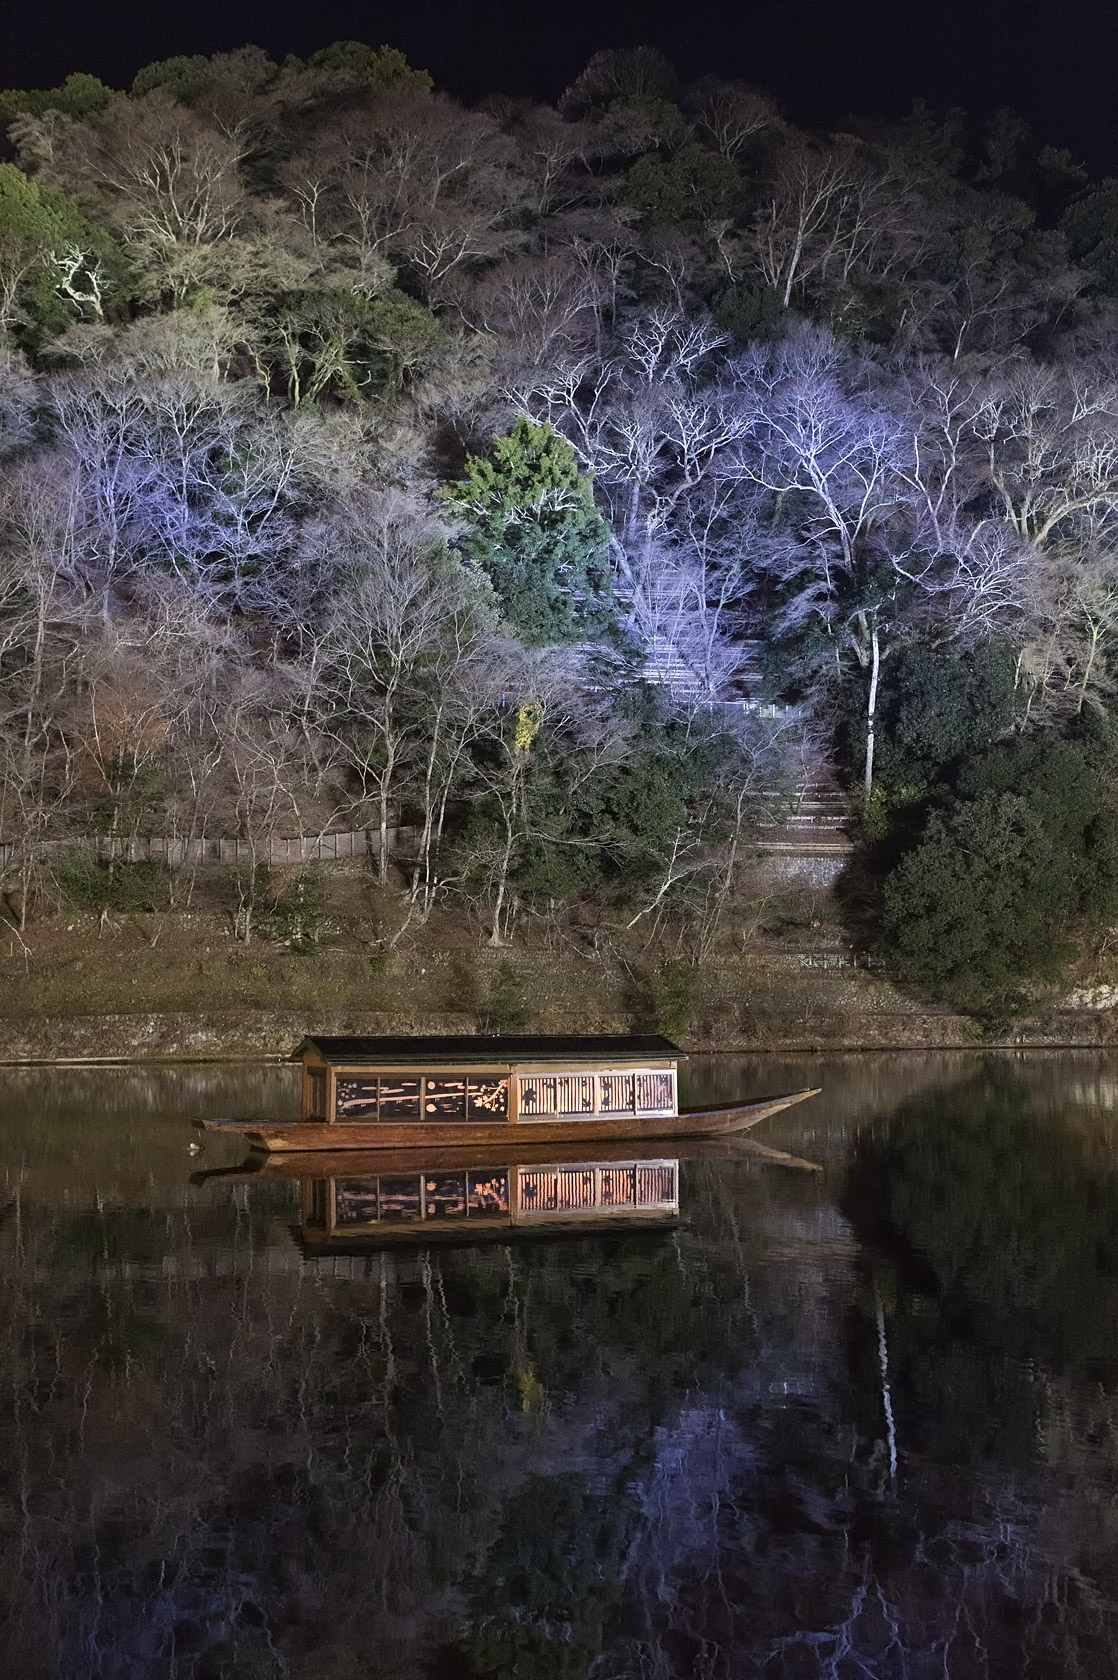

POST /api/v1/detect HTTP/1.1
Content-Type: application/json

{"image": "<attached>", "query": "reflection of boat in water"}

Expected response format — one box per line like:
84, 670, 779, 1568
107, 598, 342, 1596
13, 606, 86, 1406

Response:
196, 1034, 820, 1153
199, 1147, 680, 1251
192, 1135, 822, 1255
302, 1156, 680, 1251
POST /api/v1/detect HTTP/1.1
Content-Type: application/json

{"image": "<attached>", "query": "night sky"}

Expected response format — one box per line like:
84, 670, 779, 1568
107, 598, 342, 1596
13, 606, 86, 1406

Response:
5, 0, 1117, 174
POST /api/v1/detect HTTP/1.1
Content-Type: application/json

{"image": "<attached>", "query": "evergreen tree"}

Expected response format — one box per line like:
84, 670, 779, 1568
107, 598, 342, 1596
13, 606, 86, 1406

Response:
0, 164, 132, 339
623, 144, 744, 233
303, 41, 433, 91
880, 730, 1118, 1015
442, 418, 615, 647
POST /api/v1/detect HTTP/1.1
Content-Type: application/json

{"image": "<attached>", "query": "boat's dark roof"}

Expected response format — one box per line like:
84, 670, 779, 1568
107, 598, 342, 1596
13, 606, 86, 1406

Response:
295, 1033, 682, 1065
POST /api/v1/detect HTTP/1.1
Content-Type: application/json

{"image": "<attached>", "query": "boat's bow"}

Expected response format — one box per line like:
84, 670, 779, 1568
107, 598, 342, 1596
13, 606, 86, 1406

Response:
676, 1086, 821, 1134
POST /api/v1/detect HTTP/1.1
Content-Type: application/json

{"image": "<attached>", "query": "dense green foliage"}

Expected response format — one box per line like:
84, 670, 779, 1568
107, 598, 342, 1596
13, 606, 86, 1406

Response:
0, 72, 113, 124
623, 145, 745, 232
442, 418, 614, 645
52, 854, 170, 917
1062, 181, 1118, 294
0, 163, 133, 338
850, 642, 1020, 790
880, 729, 1118, 1013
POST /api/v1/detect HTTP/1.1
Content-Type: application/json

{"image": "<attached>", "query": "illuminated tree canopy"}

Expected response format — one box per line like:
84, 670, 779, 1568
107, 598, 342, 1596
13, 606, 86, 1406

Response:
0, 39, 1113, 980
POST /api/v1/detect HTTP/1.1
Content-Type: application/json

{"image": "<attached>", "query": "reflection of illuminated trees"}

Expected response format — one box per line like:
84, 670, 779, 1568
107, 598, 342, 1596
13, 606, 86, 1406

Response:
6, 1073, 1118, 1676
457, 1475, 627, 1680
0, 1131, 755, 1678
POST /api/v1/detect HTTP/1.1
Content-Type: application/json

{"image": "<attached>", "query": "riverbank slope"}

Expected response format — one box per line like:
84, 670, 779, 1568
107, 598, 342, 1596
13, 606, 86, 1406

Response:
0, 910, 1114, 1061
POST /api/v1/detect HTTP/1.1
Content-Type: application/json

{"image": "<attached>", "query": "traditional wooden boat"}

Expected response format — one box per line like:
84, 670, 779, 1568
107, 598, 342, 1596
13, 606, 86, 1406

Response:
196, 1034, 820, 1153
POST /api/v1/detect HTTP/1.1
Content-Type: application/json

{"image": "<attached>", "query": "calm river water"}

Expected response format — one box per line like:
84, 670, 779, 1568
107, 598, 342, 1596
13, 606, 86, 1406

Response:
3, 1051, 1118, 1678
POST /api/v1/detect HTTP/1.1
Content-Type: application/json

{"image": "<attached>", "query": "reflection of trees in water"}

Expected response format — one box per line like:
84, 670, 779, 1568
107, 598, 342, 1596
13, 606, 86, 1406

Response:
761, 1069, 1118, 1680
451, 1473, 630, 1680
6, 1073, 1118, 1677
565, 1101, 1118, 1679
595, 1401, 1118, 1677
0, 1174, 761, 1680
845, 1069, 1118, 1402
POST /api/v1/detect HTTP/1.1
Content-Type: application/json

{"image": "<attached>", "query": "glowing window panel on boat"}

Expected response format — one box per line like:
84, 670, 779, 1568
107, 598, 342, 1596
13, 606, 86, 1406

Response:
598, 1073, 635, 1113
636, 1072, 673, 1112
467, 1077, 508, 1120
517, 1069, 674, 1118
335, 1077, 379, 1120
424, 1079, 466, 1118
378, 1079, 421, 1120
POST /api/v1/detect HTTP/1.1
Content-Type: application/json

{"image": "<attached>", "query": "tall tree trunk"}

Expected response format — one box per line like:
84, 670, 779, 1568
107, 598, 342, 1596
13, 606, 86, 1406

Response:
488, 814, 516, 947
1078, 624, 1102, 714
864, 622, 880, 800
378, 789, 390, 885
488, 769, 522, 947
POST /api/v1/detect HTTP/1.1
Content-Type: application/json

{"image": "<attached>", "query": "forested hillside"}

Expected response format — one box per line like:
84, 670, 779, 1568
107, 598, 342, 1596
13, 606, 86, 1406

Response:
3, 41, 1118, 1009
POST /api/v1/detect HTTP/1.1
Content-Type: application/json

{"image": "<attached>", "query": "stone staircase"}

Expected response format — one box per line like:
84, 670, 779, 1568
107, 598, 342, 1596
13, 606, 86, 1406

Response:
756, 779, 853, 857
632, 611, 852, 858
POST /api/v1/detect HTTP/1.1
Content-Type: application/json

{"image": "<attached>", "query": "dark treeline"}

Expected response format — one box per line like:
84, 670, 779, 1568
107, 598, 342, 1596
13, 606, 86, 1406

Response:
3, 41, 1118, 999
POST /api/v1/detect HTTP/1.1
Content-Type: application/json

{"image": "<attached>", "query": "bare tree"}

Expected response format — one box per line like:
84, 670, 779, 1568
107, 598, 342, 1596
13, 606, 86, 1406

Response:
459, 640, 623, 945
734, 327, 1040, 792
312, 491, 494, 883
281, 91, 525, 302
559, 48, 679, 118
749, 141, 920, 309
0, 465, 90, 928
217, 666, 312, 943
502, 105, 595, 216
0, 349, 36, 460
513, 306, 749, 603
685, 77, 782, 162
46, 359, 330, 617
16, 94, 249, 303
972, 358, 1118, 548
467, 254, 605, 376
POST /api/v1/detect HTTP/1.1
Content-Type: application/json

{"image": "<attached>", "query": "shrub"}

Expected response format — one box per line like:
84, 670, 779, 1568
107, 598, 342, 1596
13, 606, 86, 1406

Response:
484, 960, 531, 1033
879, 727, 1118, 1015
650, 958, 697, 1042
269, 869, 334, 953
882, 793, 1063, 1014
442, 951, 481, 1016
53, 853, 170, 918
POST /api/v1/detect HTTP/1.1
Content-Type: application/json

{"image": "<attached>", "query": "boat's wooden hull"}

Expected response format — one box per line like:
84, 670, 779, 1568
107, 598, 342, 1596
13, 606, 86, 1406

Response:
192, 1135, 822, 1186
197, 1088, 821, 1153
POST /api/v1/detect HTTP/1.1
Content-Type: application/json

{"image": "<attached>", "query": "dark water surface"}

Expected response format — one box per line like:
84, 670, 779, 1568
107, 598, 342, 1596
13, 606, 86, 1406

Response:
4, 1052, 1118, 1678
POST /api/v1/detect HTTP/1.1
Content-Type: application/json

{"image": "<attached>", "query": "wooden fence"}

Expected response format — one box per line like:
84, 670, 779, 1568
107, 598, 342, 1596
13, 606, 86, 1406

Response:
0, 826, 418, 872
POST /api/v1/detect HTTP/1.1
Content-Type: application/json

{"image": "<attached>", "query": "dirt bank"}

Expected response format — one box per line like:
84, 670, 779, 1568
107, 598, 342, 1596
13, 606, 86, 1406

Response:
0, 910, 1113, 1062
